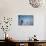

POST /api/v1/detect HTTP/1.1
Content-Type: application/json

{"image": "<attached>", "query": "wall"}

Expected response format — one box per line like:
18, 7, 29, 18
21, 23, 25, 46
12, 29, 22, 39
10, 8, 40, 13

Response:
0, 0, 46, 40
44, 15, 46, 40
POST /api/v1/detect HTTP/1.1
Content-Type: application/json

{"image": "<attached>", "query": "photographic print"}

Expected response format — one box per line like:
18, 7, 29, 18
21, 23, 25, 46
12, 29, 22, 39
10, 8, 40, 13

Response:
18, 15, 34, 25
